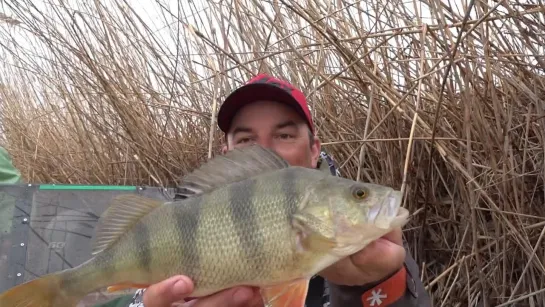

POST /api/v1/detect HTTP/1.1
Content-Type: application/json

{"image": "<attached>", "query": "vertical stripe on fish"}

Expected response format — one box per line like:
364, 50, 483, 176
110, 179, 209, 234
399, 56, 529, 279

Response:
228, 177, 263, 279
282, 168, 299, 224
132, 221, 152, 275
173, 196, 202, 282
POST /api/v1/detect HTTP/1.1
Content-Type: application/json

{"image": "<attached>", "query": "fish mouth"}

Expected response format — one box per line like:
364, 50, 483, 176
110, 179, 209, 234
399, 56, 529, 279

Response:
368, 190, 407, 228
391, 206, 410, 228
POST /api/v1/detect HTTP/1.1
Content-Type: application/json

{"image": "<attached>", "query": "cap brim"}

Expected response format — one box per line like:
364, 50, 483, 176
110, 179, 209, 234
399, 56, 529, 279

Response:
217, 83, 308, 133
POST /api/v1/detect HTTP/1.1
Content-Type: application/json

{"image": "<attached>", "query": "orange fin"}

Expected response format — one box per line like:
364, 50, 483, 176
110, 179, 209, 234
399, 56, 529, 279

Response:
260, 279, 309, 307
107, 283, 150, 293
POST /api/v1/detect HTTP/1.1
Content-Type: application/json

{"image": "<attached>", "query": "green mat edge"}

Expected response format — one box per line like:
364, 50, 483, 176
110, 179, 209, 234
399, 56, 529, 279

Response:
37, 184, 138, 191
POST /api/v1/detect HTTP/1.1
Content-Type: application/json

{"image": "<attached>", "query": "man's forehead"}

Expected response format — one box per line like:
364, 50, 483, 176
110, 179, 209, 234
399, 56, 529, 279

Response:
236, 99, 293, 112
229, 100, 305, 125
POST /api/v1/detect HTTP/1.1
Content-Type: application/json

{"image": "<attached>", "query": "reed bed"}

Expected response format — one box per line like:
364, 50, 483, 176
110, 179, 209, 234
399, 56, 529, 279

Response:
1, 0, 545, 305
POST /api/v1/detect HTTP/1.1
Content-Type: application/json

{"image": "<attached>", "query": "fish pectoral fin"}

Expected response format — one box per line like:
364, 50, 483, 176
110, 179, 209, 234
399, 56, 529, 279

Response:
293, 214, 337, 253
297, 231, 337, 253
260, 279, 309, 307
107, 283, 151, 293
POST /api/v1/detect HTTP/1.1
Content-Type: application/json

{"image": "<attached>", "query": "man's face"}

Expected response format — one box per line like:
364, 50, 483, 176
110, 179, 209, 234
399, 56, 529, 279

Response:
223, 100, 321, 168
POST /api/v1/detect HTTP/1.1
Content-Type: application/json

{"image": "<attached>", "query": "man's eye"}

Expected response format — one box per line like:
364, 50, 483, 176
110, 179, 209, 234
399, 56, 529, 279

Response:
277, 133, 293, 139
237, 137, 252, 144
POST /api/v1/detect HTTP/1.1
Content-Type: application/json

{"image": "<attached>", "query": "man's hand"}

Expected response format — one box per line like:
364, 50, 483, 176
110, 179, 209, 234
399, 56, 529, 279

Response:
319, 228, 406, 286
142, 275, 264, 307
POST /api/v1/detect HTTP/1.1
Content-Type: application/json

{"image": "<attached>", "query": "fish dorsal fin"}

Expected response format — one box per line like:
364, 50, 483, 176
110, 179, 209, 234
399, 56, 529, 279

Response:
177, 144, 290, 197
91, 194, 163, 255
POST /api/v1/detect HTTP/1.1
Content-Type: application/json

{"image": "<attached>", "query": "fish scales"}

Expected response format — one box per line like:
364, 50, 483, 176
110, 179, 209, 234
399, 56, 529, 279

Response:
133, 221, 152, 275
190, 168, 310, 291
224, 167, 300, 280
172, 195, 202, 281
227, 176, 262, 280
254, 167, 305, 280
144, 196, 204, 282
131, 196, 204, 282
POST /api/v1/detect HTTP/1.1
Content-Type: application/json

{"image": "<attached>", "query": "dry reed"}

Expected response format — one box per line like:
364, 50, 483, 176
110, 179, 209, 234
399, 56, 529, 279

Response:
1, 0, 545, 306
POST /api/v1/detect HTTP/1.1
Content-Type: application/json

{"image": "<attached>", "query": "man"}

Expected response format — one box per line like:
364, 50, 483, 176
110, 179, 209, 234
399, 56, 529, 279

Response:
105, 74, 430, 307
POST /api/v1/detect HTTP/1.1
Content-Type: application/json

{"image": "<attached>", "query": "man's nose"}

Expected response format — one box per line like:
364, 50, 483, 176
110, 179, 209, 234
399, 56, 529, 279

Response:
255, 137, 273, 149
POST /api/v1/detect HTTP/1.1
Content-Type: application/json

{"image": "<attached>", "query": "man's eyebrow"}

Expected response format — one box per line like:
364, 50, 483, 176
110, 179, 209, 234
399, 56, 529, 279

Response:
274, 120, 298, 130
231, 120, 298, 135
231, 126, 253, 135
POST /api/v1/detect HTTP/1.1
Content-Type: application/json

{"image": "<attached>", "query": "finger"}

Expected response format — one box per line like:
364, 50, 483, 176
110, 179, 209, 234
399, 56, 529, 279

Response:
186, 287, 264, 307
380, 227, 403, 246
319, 257, 362, 286
351, 237, 406, 275
319, 236, 406, 286
143, 275, 194, 307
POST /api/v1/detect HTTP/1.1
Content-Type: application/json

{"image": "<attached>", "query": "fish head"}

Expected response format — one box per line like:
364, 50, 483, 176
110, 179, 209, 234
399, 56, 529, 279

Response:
295, 175, 409, 257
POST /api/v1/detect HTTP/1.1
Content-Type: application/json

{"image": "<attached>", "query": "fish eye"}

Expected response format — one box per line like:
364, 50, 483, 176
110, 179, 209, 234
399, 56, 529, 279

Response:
352, 186, 367, 199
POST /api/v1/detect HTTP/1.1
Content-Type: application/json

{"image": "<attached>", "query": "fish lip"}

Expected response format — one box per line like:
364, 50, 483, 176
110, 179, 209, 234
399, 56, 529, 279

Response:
391, 206, 410, 228
386, 190, 402, 215
368, 190, 406, 228
368, 190, 402, 221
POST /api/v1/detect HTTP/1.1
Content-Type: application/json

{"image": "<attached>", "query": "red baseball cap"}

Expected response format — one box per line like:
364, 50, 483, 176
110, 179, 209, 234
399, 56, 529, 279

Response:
217, 74, 314, 133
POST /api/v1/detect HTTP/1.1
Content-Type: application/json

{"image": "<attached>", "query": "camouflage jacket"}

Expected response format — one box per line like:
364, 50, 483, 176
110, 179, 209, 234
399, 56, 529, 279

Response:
95, 151, 431, 307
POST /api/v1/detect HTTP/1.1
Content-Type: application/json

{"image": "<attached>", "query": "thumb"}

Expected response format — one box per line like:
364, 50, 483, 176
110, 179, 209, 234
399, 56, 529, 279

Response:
143, 275, 194, 307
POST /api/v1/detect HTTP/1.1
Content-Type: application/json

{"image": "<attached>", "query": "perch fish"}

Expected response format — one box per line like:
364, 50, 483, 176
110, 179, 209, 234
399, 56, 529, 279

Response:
0, 144, 409, 307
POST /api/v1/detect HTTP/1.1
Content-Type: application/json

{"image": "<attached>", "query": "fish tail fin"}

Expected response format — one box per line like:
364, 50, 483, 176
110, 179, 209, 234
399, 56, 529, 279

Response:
0, 272, 82, 307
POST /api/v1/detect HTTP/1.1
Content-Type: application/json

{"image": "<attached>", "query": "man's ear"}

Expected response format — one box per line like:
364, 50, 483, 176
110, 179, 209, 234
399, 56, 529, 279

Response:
310, 136, 321, 168
221, 144, 228, 155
